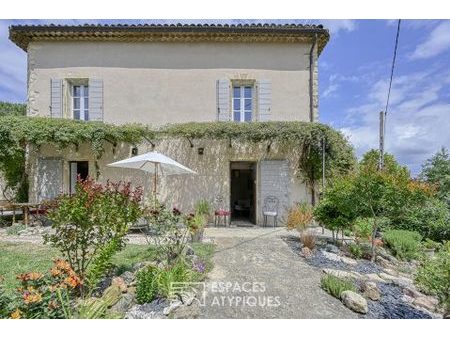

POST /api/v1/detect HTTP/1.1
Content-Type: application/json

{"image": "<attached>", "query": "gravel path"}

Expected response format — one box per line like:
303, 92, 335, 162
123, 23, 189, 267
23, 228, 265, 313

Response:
199, 227, 357, 318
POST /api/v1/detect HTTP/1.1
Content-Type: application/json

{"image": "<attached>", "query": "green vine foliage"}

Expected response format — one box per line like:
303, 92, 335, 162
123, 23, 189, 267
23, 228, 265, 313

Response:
0, 116, 355, 202
0, 101, 26, 117
0, 116, 154, 201
164, 121, 356, 200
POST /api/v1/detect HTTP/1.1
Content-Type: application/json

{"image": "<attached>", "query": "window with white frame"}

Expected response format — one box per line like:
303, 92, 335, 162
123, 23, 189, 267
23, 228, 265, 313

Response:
233, 85, 253, 122
72, 85, 89, 121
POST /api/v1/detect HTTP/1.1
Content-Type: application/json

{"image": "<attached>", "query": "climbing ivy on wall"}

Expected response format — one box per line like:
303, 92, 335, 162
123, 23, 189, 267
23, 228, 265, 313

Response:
0, 116, 155, 201
0, 116, 355, 202
164, 122, 356, 203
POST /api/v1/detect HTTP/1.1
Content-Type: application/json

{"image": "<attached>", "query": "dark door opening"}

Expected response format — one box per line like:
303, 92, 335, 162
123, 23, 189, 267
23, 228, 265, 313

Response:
69, 161, 89, 194
230, 161, 256, 224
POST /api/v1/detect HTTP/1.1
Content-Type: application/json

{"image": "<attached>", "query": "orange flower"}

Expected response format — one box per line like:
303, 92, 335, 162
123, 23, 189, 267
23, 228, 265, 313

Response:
50, 267, 61, 277
54, 259, 71, 272
17, 272, 43, 282
64, 275, 81, 289
23, 291, 42, 304
10, 309, 21, 319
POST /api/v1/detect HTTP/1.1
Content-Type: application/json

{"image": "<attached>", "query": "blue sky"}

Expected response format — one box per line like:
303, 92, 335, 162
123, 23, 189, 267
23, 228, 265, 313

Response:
0, 19, 449, 174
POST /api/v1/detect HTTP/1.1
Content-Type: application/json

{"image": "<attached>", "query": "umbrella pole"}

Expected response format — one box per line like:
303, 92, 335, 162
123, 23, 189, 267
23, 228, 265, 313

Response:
153, 162, 158, 201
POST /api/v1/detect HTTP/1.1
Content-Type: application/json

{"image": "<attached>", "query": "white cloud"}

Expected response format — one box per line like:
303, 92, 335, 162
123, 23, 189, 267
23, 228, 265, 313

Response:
341, 68, 450, 174
410, 20, 450, 60
320, 20, 356, 35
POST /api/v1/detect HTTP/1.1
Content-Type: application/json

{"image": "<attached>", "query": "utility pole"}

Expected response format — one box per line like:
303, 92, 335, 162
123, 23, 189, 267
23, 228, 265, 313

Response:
378, 111, 385, 170
322, 137, 326, 190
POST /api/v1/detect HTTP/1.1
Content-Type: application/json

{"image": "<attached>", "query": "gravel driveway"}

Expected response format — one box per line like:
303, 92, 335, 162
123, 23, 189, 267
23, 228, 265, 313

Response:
199, 227, 357, 319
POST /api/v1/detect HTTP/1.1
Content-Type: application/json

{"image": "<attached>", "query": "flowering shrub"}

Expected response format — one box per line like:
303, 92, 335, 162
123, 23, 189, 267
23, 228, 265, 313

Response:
144, 201, 189, 265
44, 177, 143, 289
3, 260, 81, 319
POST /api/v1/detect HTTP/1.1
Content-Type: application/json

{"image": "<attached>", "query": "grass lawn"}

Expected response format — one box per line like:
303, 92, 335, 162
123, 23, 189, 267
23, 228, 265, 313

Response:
0, 241, 216, 295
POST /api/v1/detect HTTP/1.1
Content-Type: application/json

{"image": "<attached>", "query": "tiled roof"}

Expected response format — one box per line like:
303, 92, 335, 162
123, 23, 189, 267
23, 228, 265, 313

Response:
9, 23, 329, 53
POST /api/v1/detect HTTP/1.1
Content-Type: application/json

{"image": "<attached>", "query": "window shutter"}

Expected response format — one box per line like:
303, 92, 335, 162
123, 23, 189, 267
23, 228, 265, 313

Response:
50, 79, 63, 118
88, 79, 103, 121
216, 79, 230, 121
257, 79, 271, 121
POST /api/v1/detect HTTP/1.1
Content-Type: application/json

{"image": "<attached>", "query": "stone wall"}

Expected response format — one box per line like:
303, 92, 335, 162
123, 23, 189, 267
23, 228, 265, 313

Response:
28, 139, 311, 225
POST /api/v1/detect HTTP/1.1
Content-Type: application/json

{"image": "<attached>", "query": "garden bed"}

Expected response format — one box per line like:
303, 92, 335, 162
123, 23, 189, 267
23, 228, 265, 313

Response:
282, 235, 441, 319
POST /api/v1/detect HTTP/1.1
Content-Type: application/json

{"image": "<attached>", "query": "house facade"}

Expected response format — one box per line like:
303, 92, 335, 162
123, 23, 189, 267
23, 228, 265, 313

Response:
9, 24, 329, 225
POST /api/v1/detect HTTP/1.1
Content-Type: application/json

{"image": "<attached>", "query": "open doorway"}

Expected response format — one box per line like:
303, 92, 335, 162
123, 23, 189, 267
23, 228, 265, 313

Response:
230, 161, 256, 225
69, 161, 89, 194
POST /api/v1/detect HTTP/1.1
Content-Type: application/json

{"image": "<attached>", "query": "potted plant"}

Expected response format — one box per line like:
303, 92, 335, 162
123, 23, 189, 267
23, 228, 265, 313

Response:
422, 238, 441, 257
186, 213, 206, 242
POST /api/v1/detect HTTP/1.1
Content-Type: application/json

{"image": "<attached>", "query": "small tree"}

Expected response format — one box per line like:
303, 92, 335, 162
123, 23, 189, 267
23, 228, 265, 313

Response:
419, 147, 450, 204
314, 176, 357, 242
44, 178, 143, 291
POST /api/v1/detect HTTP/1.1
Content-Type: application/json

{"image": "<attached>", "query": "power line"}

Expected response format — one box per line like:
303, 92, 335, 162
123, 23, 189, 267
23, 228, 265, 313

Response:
380, 19, 401, 170
385, 19, 402, 116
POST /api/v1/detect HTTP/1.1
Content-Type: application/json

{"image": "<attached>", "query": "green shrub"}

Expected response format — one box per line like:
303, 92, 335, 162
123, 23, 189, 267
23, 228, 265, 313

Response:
194, 199, 211, 217
136, 265, 159, 304
320, 275, 356, 299
415, 242, 450, 316
136, 261, 194, 304
389, 198, 450, 242
44, 178, 143, 288
352, 218, 372, 240
156, 261, 193, 299
86, 238, 122, 289
348, 243, 363, 259
314, 177, 357, 240
383, 230, 422, 260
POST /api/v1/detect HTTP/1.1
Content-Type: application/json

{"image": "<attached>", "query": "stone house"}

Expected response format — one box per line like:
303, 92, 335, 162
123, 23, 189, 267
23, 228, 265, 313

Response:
9, 23, 329, 225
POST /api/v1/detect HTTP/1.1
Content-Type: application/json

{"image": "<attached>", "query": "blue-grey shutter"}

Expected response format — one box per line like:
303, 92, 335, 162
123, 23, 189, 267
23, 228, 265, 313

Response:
88, 79, 103, 121
50, 79, 63, 118
257, 79, 271, 121
216, 79, 230, 121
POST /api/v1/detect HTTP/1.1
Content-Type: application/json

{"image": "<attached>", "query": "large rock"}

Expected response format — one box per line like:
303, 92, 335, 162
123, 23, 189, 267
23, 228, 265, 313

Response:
321, 250, 357, 266
111, 277, 127, 293
322, 268, 362, 281
341, 291, 368, 314
110, 293, 135, 315
364, 273, 385, 283
321, 250, 341, 262
120, 271, 135, 285
403, 285, 423, 299
378, 272, 413, 288
163, 300, 182, 315
172, 302, 201, 319
125, 299, 169, 319
340, 256, 358, 266
375, 255, 395, 269
413, 296, 438, 312
325, 243, 340, 254
361, 281, 380, 301
376, 247, 399, 264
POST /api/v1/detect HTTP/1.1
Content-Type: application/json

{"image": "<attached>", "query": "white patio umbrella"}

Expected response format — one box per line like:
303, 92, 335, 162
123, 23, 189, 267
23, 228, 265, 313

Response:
107, 151, 196, 197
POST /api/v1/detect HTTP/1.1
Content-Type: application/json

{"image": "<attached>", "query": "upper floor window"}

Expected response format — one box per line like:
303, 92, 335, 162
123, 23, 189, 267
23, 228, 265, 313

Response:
72, 85, 89, 121
233, 85, 253, 122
